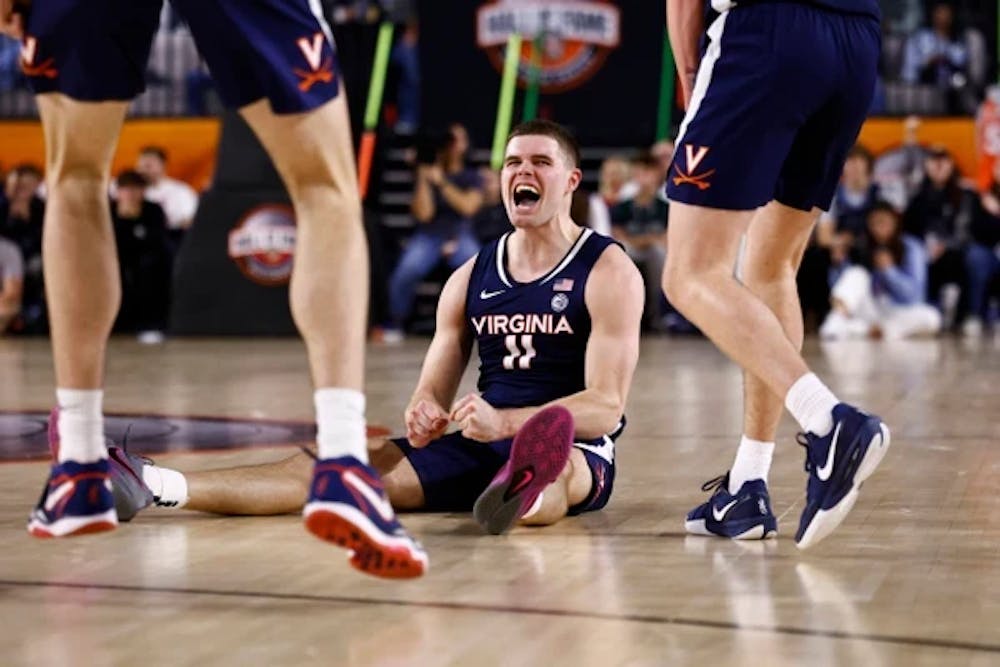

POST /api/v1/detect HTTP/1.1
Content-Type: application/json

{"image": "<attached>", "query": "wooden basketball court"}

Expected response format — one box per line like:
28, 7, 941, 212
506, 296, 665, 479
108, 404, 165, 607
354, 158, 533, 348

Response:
1, 335, 998, 665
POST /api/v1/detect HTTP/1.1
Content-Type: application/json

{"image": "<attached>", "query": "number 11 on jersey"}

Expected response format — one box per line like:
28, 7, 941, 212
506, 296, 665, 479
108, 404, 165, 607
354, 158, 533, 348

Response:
503, 335, 536, 370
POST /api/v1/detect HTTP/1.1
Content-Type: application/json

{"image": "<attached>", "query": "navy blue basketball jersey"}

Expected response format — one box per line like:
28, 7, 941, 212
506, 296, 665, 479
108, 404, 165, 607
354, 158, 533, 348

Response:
466, 228, 618, 409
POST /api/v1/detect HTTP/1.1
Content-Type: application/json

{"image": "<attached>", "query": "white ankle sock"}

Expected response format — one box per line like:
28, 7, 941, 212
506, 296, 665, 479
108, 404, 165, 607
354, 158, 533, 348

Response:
142, 464, 189, 508
55, 389, 107, 463
315, 388, 368, 462
784, 373, 838, 436
729, 436, 775, 493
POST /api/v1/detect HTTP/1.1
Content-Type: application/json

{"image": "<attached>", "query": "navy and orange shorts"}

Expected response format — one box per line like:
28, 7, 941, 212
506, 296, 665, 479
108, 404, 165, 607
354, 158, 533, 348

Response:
21, 0, 340, 114
393, 418, 624, 516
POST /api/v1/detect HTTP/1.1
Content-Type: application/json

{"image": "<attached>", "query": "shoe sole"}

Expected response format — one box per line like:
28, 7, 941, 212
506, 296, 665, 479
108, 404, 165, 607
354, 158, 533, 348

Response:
796, 422, 891, 550
28, 509, 118, 538
303, 501, 427, 579
684, 518, 777, 540
473, 406, 573, 535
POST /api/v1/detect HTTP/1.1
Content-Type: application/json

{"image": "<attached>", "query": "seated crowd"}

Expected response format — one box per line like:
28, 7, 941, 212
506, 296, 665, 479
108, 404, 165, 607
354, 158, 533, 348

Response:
2, 126, 998, 342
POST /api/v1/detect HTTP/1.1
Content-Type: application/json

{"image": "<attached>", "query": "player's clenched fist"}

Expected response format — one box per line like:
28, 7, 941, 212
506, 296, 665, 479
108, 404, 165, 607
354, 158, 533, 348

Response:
450, 393, 506, 443
404, 397, 449, 448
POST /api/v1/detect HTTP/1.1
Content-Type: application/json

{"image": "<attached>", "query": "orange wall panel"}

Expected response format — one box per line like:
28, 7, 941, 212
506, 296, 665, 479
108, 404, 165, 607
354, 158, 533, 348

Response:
1, 118, 221, 191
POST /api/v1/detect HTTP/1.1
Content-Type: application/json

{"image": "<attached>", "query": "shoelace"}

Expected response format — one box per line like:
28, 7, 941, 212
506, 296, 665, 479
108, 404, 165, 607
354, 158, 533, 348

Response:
700, 473, 728, 493
796, 432, 812, 473
113, 423, 154, 467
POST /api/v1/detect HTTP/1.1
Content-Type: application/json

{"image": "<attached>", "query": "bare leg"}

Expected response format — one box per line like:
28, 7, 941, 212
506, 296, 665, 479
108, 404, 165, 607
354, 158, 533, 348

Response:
741, 203, 817, 442
240, 95, 366, 392
179, 438, 425, 515
519, 450, 594, 526
37, 94, 127, 390
662, 201, 810, 399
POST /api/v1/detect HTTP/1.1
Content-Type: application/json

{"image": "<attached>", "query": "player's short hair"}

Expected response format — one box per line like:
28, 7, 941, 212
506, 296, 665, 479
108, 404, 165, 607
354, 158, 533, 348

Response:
139, 145, 168, 163
116, 169, 148, 189
868, 199, 900, 218
507, 120, 581, 168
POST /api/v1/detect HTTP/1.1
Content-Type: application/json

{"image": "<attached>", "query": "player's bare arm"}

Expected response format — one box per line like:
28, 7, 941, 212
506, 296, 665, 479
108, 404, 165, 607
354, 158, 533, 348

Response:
666, 0, 704, 108
453, 244, 643, 442
404, 258, 476, 446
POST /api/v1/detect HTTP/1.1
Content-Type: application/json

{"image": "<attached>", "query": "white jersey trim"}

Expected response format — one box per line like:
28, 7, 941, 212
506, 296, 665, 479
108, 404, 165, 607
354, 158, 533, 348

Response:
675, 11, 729, 148
496, 232, 514, 287
539, 228, 593, 285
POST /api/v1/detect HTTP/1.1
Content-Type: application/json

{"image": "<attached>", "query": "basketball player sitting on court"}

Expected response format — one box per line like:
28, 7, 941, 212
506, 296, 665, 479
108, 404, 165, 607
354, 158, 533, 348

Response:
106, 120, 644, 533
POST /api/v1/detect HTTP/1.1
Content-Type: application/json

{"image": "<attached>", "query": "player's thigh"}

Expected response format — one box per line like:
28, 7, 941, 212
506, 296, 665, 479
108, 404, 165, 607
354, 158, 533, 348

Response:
36, 96, 128, 180
390, 433, 510, 512
667, 7, 802, 212
173, 0, 355, 187
744, 202, 820, 281
773, 14, 880, 212
22, 0, 162, 104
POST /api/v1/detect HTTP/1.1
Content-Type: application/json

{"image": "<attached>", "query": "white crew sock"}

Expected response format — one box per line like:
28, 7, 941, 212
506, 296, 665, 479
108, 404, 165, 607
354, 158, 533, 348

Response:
55, 389, 107, 463
315, 388, 368, 462
142, 464, 189, 508
729, 436, 775, 493
784, 373, 838, 436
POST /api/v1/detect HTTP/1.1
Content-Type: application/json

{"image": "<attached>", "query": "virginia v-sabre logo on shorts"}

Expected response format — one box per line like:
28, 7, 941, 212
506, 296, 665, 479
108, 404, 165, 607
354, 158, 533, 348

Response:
672, 144, 715, 190
20, 36, 57, 79
294, 32, 335, 92
477, 0, 620, 93
228, 205, 297, 286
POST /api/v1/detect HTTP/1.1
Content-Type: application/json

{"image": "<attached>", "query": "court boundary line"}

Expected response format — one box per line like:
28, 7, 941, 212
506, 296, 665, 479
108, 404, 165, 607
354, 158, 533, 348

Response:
2, 578, 998, 655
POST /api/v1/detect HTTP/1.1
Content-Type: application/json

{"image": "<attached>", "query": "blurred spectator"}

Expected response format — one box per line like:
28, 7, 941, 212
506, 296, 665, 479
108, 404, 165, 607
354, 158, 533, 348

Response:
610, 152, 669, 330
901, 2, 984, 114
902, 146, 974, 325
112, 171, 171, 343
965, 162, 1000, 336
587, 155, 631, 236
800, 146, 882, 328
821, 202, 941, 340
472, 166, 512, 244
0, 235, 23, 334
135, 146, 199, 233
385, 123, 483, 339
391, 19, 420, 135
650, 139, 675, 200
0, 34, 23, 93
1, 164, 46, 332
975, 87, 1000, 193
873, 115, 927, 209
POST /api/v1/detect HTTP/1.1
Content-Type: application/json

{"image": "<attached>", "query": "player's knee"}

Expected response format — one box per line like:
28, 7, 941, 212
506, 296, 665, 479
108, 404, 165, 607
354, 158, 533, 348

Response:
381, 464, 425, 510
662, 258, 697, 309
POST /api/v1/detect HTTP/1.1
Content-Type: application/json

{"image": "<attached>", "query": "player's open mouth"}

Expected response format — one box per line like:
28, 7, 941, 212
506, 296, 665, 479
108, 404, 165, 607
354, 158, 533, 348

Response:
512, 184, 541, 211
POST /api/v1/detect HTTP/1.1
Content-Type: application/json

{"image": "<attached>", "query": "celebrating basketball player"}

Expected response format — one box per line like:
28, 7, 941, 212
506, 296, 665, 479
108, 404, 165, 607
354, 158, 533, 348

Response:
106, 121, 643, 533
664, 0, 890, 547
3, 1, 425, 577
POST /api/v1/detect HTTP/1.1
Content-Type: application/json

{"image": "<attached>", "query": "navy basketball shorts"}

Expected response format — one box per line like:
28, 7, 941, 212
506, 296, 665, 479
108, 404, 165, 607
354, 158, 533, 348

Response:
21, 0, 340, 114
393, 425, 620, 516
665, 2, 880, 212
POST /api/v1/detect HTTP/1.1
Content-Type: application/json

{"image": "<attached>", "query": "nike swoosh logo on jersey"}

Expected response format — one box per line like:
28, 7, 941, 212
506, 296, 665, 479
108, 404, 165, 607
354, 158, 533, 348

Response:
712, 498, 739, 522
344, 470, 396, 522
480, 289, 506, 300
816, 422, 842, 482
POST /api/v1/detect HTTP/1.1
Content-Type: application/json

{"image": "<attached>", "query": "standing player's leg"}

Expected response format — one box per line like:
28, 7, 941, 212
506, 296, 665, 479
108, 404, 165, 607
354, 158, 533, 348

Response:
664, 6, 889, 548
240, 96, 426, 577
27, 96, 129, 537
684, 202, 815, 539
